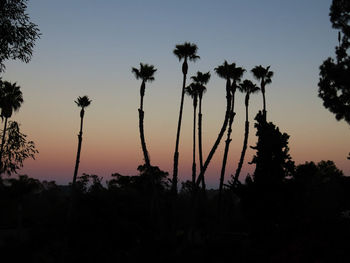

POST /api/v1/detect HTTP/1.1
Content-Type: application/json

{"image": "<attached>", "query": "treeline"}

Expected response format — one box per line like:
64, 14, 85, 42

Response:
0, 157, 350, 262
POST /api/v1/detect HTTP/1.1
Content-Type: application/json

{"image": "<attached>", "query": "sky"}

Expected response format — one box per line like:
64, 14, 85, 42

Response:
1, 0, 349, 188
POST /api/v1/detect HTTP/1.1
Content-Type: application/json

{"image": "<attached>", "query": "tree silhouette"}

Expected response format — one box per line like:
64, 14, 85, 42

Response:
318, 0, 350, 125
132, 63, 157, 167
232, 80, 260, 185
0, 0, 40, 73
172, 42, 200, 194
0, 121, 38, 175
195, 61, 232, 188
185, 82, 200, 184
251, 65, 273, 121
190, 71, 211, 189
0, 81, 23, 172
72, 96, 92, 186
250, 112, 295, 186
219, 63, 245, 201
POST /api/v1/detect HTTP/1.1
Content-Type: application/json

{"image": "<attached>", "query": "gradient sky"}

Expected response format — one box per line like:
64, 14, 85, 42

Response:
1, 0, 349, 188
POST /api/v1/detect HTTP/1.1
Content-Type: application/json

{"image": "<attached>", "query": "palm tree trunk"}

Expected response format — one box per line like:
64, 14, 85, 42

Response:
72, 114, 84, 186
192, 102, 197, 184
218, 91, 236, 210
198, 98, 206, 190
233, 94, 250, 184
139, 82, 151, 167
172, 58, 188, 194
262, 83, 266, 121
195, 82, 232, 188
139, 108, 150, 167
140, 81, 145, 111
0, 117, 8, 172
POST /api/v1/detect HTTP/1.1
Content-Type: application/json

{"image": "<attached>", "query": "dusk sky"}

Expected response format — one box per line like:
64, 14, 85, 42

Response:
2, 0, 349, 188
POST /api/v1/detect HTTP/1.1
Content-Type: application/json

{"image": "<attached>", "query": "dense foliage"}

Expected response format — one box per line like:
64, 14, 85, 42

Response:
0, 0, 40, 72
318, 0, 350, 124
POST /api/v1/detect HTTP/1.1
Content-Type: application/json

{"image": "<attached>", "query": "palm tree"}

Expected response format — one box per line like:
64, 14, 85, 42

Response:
0, 81, 23, 171
172, 42, 200, 194
191, 71, 210, 189
251, 65, 273, 121
72, 96, 92, 186
218, 63, 245, 209
132, 63, 157, 167
195, 61, 232, 188
185, 82, 200, 184
232, 80, 260, 185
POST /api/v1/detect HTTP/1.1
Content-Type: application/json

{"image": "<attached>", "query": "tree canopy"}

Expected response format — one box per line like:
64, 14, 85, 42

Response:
318, 0, 350, 125
0, 0, 40, 73
0, 121, 38, 175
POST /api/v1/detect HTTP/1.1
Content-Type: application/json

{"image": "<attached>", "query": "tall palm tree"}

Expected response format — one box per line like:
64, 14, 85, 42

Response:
195, 61, 232, 188
232, 80, 260, 185
0, 81, 23, 171
172, 42, 200, 194
191, 71, 210, 188
218, 63, 245, 208
251, 65, 273, 121
72, 96, 92, 186
132, 63, 157, 167
185, 82, 200, 184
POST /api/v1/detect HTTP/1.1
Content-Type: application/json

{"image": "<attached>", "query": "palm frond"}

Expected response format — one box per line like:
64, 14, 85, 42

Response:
173, 42, 199, 61
132, 63, 157, 82
0, 81, 24, 118
75, 95, 92, 108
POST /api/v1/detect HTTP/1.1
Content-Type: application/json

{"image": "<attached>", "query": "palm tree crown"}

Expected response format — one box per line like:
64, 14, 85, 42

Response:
191, 71, 210, 99
229, 64, 245, 88
239, 80, 260, 95
173, 42, 200, 62
185, 83, 200, 103
0, 81, 23, 119
75, 96, 92, 109
215, 61, 232, 79
251, 65, 273, 86
191, 71, 211, 84
132, 63, 157, 82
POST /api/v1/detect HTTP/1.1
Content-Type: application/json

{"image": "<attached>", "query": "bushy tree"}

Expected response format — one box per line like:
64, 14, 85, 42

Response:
318, 0, 350, 125
0, 121, 38, 176
0, 0, 40, 72
250, 112, 295, 186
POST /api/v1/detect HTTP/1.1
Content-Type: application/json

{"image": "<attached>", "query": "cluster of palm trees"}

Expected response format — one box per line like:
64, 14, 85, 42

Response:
128, 42, 274, 195
0, 80, 24, 173
72, 42, 274, 195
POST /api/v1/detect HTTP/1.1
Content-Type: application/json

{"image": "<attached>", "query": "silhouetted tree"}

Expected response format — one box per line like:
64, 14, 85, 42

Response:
293, 160, 346, 219
0, 121, 38, 175
0, 0, 40, 73
107, 165, 169, 195
251, 65, 273, 121
219, 63, 245, 202
318, 0, 350, 125
232, 80, 260, 184
294, 160, 344, 185
132, 63, 157, 167
0, 81, 23, 171
185, 82, 200, 184
172, 42, 200, 194
195, 61, 232, 188
250, 112, 295, 186
72, 96, 92, 186
190, 71, 210, 189
75, 173, 105, 194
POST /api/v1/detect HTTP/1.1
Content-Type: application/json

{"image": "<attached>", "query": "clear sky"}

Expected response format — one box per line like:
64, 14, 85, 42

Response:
2, 0, 349, 188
